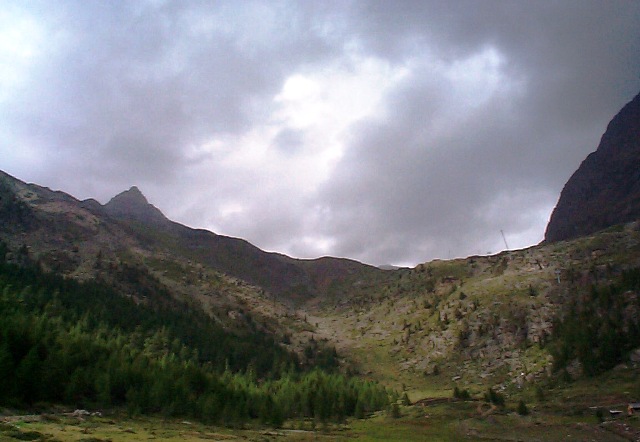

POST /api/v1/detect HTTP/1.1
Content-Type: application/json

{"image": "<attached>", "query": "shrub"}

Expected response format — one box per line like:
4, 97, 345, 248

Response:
517, 400, 529, 415
453, 386, 470, 400
484, 388, 505, 407
595, 408, 604, 423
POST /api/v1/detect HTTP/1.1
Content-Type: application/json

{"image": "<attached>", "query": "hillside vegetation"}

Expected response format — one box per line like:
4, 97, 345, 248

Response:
308, 223, 640, 399
0, 241, 389, 426
2, 170, 640, 440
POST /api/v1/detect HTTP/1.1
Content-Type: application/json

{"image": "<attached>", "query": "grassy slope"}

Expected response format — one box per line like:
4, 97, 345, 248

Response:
4, 397, 638, 442
3, 169, 640, 439
308, 223, 640, 397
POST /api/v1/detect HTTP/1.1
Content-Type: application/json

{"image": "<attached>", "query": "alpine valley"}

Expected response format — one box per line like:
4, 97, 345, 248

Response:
1, 93, 640, 441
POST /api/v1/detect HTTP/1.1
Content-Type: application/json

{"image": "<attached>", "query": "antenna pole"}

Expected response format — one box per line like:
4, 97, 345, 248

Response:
500, 230, 509, 250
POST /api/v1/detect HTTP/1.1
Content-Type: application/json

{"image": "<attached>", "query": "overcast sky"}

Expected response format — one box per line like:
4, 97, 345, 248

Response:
1, 1, 639, 266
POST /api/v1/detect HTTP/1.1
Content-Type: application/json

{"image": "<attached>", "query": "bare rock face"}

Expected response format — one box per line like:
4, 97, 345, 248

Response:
545, 92, 640, 243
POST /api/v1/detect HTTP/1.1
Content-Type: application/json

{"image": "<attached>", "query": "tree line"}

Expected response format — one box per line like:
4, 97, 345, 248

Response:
550, 267, 640, 376
0, 242, 389, 426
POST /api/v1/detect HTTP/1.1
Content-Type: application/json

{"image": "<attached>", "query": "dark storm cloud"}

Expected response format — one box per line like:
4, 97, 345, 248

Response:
310, 1, 640, 264
2, 0, 338, 198
1, 1, 639, 266
318, 90, 556, 263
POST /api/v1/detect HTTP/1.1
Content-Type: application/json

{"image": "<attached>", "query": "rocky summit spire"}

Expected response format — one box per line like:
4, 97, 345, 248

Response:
104, 186, 169, 226
545, 91, 640, 242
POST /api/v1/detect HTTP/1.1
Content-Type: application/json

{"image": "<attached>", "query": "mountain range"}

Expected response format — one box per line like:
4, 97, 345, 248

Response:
1, 89, 640, 434
0, 170, 388, 305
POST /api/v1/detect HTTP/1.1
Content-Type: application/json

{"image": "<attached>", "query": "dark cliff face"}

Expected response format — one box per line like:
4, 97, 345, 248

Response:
545, 92, 640, 243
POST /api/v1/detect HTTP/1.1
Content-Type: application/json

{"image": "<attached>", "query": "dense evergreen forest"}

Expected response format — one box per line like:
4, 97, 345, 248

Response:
551, 267, 640, 376
0, 242, 389, 426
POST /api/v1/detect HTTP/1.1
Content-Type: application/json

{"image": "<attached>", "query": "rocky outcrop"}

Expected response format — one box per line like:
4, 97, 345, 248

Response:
545, 91, 640, 242
104, 186, 170, 227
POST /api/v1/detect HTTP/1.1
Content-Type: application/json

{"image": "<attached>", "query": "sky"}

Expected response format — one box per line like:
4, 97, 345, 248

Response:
1, 1, 639, 267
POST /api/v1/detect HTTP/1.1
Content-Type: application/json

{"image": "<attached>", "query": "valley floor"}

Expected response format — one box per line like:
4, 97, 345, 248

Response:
3, 390, 640, 442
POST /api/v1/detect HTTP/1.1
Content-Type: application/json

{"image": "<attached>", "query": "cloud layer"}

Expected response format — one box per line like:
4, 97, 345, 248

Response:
1, 1, 639, 266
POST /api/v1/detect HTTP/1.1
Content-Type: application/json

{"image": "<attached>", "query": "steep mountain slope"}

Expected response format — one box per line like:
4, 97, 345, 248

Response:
545, 91, 640, 242
0, 170, 387, 304
310, 222, 640, 396
3, 167, 640, 406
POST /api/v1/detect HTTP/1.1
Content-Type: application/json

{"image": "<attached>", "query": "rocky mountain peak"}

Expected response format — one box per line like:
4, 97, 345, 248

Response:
545, 91, 640, 243
124, 185, 145, 200
104, 186, 169, 226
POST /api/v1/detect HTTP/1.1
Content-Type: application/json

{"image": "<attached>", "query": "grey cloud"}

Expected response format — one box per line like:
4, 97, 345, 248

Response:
316, 41, 638, 265
272, 128, 305, 155
1, 1, 639, 266
298, 1, 640, 264
3, 0, 340, 196
348, 1, 640, 146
